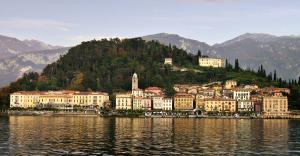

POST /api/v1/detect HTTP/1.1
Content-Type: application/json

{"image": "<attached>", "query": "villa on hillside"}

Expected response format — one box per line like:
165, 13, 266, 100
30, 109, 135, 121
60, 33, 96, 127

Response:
199, 57, 225, 68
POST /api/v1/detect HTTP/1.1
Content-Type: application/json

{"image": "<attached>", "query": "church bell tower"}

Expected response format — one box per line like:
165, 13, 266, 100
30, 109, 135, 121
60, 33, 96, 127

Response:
132, 73, 138, 90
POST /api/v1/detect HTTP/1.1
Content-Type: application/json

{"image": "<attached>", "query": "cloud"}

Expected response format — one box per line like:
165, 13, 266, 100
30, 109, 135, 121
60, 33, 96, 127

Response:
0, 18, 70, 32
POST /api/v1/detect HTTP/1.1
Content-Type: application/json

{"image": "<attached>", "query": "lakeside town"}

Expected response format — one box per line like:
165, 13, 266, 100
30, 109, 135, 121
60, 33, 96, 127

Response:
9, 57, 290, 118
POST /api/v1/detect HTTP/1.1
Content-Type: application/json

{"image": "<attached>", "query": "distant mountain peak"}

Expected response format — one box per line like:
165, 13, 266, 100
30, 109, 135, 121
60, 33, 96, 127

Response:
219, 33, 277, 46
0, 34, 64, 60
142, 33, 211, 55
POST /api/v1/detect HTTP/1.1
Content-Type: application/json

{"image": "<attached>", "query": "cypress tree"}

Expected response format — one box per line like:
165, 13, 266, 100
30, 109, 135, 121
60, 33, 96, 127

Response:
197, 50, 202, 58
234, 59, 240, 71
273, 70, 277, 81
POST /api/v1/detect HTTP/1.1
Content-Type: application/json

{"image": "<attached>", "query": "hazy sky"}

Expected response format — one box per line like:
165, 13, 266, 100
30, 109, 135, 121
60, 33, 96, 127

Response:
1, 0, 300, 46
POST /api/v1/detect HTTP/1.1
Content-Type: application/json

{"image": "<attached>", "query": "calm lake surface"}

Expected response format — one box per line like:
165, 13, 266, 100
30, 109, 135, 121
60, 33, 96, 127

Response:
1, 116, 300, 155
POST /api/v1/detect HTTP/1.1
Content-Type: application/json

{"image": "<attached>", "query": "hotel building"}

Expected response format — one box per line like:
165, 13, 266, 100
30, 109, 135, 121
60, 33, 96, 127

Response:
10, 90, 109, 109
262, 94, 289, 116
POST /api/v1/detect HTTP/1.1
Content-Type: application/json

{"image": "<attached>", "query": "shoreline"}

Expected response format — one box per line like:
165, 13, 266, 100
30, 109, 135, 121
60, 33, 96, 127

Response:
3, 111, 300, 119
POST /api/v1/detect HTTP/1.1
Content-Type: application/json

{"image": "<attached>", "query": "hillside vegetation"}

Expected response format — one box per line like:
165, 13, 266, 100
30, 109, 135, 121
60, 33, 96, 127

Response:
0, 38, 299, 109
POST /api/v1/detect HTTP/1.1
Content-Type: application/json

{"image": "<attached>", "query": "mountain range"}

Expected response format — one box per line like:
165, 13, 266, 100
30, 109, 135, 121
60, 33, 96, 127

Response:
142, 33, 300, 81
0, 33, 299, 87
0, 35, 68, 86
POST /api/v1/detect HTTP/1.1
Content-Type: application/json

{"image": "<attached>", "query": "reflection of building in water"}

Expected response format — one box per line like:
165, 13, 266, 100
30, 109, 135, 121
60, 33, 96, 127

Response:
8, 116, 107, 155
262, 120, 289, 152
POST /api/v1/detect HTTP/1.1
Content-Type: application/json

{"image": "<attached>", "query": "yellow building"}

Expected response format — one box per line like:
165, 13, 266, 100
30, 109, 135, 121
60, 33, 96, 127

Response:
115, 92, 132, 110
174, 93, 194, 110
199, 57, 225, 68
10, 91, 43, 108
262, 95, 289, 116
204, 98, 236, 112
10, 90, 109, 109
133, 97, 143, 110
195, 94, 205, 109
224, 80, 237, 89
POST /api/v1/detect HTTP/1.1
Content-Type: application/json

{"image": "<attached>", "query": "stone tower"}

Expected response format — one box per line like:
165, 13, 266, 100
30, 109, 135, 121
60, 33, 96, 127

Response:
132, 73, 138, 90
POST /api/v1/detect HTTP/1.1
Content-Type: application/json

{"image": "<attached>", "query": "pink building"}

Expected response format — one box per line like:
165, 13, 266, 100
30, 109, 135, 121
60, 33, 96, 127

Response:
141, 98, 152, 110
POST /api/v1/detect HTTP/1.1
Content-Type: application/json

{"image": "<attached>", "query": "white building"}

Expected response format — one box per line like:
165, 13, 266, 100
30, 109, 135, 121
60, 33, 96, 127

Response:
233, 89, 251, 101
162, 97, 173, 110
164, 58, 172, 65
132, 89, 143, 97
132, 73, 139, 90
152, 95, 164, 110
237, 100, 254, 112
199, 57, 225, 68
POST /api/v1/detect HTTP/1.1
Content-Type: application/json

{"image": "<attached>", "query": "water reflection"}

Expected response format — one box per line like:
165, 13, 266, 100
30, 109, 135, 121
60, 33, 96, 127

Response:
0, 116, 299, 155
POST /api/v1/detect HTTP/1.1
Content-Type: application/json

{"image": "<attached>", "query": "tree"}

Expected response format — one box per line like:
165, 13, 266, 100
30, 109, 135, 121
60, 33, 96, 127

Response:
197, 50, 202, 57
298, 76, 300, 85
267, 72, 272, 82
273, 70, 277, 81
234, 59, 240, 71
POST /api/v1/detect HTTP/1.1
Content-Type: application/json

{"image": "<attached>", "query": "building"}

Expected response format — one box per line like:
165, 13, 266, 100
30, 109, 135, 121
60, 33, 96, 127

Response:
70, 91, 109, 108
141, 98, 152, 110
174, 93, 194, 110
162, 97, 173, 111
164, 58, 172, 65
174, 84, 201, 93
144, 87, 164, 96
152, 95, 164, 110
224, 80, 237, 89
132, 89, 143, 97
204, 98, 236, 112
10, 91, 43, 108
10, 90, 109, 109
115, 93, 132, 110
233, 89, 251, 101
132, 73, 139, 90
132, 97, 143, 110
198, 57, 225, 68
237, 100, 254, 112
262, 95, 289, 116
195, 94, 205, 109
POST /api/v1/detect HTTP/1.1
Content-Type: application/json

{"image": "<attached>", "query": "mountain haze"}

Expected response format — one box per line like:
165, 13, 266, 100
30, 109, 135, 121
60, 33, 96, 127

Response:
0, 34, 66, 87
142, 33, 211, 55
0, 48, 69, 87
143, 33, 300, 80
0, 34, 62, 60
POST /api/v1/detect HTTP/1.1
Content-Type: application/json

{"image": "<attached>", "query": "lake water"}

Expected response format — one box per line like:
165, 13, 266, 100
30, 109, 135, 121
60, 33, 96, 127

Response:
1, 116, 300, 155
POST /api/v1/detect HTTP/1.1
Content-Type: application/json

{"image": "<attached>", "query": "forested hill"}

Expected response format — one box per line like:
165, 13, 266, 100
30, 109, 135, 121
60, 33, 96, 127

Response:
0, 38, 299, 109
